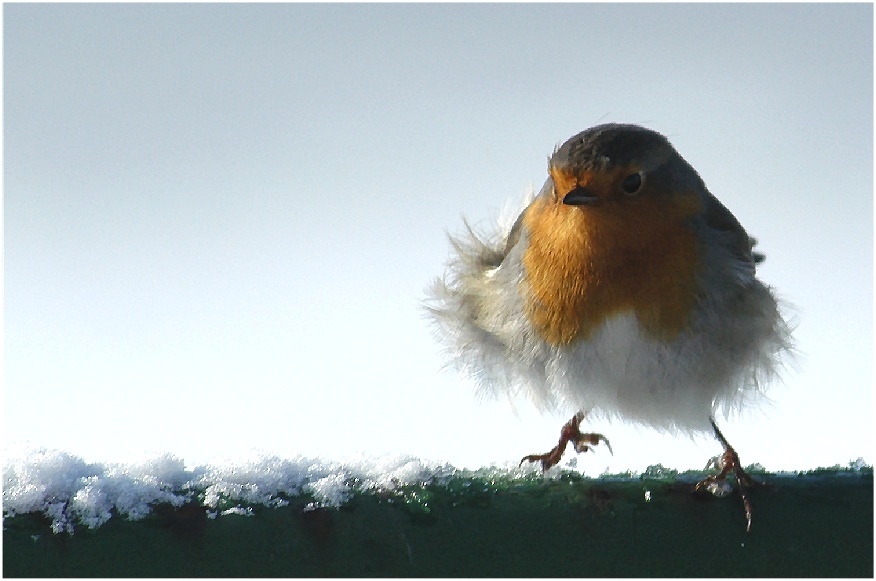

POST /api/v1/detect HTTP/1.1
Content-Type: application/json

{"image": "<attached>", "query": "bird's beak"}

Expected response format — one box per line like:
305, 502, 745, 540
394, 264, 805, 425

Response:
562, 185, 599, 206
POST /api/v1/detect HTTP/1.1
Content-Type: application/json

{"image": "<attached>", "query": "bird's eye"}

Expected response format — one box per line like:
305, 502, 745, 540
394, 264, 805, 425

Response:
621, 172, 643, 195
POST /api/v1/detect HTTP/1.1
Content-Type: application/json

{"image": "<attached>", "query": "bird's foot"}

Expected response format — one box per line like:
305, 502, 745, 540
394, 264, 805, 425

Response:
519, 412, 612, 471
694, 420, 761, 532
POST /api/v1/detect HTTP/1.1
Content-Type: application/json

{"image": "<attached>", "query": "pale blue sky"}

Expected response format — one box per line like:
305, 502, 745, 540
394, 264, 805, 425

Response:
4, 4, 873, 471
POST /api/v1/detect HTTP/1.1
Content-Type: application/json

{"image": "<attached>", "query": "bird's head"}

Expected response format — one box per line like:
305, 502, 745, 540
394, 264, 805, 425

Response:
547, 123, 704, 220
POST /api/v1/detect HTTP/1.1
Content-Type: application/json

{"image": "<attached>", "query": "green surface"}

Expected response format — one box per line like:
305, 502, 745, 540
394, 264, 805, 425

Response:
4, 472, 873, 577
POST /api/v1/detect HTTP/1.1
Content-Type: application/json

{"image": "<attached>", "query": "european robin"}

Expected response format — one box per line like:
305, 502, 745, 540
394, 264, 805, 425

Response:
427, 123, 793, 531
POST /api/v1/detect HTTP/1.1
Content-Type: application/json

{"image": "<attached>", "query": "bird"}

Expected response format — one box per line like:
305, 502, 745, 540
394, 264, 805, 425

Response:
426, 123, 793, 531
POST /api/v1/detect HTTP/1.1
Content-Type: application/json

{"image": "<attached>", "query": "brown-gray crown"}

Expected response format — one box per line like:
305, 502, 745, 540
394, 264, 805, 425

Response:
549, 123, 673, 172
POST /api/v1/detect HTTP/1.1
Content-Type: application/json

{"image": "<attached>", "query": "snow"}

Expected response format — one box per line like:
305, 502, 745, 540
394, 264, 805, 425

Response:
2, 444, 506, 533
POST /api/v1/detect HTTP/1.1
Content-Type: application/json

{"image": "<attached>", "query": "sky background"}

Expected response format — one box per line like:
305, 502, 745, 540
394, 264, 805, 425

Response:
4, 4, 873, 473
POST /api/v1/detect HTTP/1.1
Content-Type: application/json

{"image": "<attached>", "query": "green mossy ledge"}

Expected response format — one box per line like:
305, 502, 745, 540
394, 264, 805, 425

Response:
4, 470, 872, 577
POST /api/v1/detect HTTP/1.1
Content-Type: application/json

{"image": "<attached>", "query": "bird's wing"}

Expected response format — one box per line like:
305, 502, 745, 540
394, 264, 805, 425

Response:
701, 190, 761, 272
499, 182, 553, 263
502, 206, 527, 260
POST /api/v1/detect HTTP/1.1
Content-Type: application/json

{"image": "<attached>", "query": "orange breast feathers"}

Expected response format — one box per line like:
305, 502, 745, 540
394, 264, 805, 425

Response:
520, 186, 703, 346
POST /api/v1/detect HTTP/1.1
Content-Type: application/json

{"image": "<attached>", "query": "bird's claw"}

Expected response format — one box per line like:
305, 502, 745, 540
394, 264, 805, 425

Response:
519, 450, 563, 471
519, 413, 611, 471
573, 433, 613, 456
695, 430, 760, 533
694, 475, 733, 498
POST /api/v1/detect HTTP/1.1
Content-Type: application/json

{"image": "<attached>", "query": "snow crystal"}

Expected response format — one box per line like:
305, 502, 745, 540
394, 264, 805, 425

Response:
220, 507, 254, 517
68, 477, 113, 529
197, 455, 312, 509
2, 446, 464, 533
304, 472, 352, 509
3, 447, 101, 518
